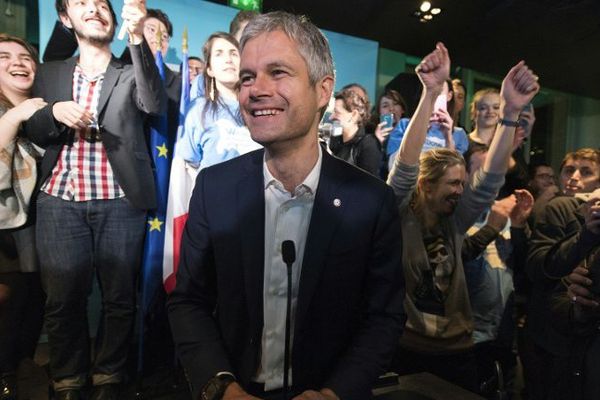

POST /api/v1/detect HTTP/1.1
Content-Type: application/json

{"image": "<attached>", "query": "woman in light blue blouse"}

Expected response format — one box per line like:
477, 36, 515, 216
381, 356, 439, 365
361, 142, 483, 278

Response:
177, 32, 260, 174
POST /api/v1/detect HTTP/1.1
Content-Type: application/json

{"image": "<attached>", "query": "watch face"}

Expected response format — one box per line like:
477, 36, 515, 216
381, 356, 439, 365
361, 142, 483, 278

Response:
202, 381, 219, 400
202, 376, 233, 400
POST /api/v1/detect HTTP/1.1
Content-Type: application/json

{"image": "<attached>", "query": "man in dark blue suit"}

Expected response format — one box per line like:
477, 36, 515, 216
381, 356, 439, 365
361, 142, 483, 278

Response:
167, 11, 405, 400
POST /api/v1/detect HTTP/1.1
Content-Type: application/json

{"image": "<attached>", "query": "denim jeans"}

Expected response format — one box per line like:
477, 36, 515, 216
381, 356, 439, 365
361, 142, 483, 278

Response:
36, 193, 146, 389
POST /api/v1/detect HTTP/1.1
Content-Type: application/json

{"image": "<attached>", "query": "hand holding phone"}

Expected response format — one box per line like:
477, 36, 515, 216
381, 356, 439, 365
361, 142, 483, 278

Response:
380, 113, 394, 129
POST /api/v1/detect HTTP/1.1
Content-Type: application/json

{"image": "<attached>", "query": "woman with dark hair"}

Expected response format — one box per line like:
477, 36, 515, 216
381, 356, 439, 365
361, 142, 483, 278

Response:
329, 88, 382, 176
373, 89, 406, 145
0, 33, 47, 400
177, 32, 260, 182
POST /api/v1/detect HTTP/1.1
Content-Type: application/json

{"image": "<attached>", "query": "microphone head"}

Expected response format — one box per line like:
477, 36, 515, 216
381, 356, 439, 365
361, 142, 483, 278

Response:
282, 240, 296, 265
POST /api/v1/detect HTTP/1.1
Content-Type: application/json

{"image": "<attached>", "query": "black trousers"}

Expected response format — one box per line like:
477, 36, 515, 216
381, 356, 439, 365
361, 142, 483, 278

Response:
0, 271, 45, 374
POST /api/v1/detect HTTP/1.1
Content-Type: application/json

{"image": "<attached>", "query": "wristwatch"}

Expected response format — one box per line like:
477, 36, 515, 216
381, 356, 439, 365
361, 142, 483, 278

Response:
498, 118, 520, 127
201, 373, 236, 400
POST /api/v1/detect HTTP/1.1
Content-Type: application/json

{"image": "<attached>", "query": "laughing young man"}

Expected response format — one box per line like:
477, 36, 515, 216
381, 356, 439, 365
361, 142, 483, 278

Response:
25, 1, 165, 399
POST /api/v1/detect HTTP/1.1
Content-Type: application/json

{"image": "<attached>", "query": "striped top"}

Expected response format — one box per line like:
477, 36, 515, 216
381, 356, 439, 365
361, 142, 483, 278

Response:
41, 65, 124, 201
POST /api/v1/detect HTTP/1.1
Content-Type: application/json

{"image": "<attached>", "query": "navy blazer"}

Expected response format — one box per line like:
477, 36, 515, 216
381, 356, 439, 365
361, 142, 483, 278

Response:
26, 40, 166, 210
168, 148, 406, 400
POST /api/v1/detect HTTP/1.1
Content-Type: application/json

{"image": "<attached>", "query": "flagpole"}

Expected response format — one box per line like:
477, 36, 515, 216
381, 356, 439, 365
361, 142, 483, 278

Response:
136, 27, 167, 399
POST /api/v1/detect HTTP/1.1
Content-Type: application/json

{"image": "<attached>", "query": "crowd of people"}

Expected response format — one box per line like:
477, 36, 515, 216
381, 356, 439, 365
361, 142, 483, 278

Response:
0, 1, 599, 400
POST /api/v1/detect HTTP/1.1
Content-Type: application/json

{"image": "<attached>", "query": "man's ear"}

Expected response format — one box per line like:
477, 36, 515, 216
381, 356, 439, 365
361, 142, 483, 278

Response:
59, 13, 73, 30
317, 75, 334, 111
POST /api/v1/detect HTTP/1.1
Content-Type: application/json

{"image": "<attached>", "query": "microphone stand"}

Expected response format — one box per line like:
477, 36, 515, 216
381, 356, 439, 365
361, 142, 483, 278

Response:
281, 241, 296, 400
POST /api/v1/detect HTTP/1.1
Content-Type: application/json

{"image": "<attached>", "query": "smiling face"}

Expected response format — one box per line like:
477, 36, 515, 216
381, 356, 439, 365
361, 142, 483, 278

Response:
60, 0, 115, 45
474, 92, 500, 129
206, 37, 240, 90
422, 164, 467, 217
330, 98, 358, 133
379, 95, 404, 123
143, 17, 170, 57
239, 30, 333, 149
0, 40, 36, 102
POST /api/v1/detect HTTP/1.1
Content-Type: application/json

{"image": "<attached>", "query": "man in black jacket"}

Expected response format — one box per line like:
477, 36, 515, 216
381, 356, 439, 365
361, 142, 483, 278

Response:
526, 150, 600, 400
26, 1, 165, 399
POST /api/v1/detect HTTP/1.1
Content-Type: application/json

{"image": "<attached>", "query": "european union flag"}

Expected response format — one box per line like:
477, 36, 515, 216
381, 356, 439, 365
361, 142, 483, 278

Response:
140, 50, 170, 319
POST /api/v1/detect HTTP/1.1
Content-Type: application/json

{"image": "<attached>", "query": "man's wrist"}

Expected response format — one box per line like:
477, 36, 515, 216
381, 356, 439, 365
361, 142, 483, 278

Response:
201, 372, 237, 400
128, 33, 143, 45
4, 108, 25, 126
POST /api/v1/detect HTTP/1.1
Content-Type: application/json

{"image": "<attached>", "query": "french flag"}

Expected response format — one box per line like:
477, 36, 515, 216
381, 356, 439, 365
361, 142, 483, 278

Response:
163, 33, 191, 293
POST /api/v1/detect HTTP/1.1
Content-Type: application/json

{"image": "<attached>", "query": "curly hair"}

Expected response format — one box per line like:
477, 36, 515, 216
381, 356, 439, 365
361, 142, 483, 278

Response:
335, 88, 370, 126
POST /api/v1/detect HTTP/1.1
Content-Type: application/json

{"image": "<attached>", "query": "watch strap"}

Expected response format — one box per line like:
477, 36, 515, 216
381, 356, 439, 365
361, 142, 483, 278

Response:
498, 118, 520, 127
201, 373, 236, 400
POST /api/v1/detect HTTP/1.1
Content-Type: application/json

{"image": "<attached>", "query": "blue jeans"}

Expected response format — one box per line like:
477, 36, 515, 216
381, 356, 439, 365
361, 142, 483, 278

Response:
36, 193, 146, 389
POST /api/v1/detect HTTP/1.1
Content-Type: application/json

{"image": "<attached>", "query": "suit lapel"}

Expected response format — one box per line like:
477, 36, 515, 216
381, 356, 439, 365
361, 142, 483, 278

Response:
237, 150, 266, 334
96, 56, 124, 118
57, 58, 77, 101
296, 151, 347, 334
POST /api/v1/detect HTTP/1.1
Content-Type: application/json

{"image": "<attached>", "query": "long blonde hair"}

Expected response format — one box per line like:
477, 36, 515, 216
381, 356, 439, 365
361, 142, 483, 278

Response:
414, 148, 465, 201
469, 88, 499, 127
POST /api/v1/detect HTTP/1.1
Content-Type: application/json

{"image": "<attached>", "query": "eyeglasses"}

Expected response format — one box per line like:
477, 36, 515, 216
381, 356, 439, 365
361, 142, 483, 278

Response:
535, 173, 555, 180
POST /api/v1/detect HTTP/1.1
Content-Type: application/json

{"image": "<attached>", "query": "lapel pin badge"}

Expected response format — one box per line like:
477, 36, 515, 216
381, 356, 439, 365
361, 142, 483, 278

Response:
333, 198, 341, 207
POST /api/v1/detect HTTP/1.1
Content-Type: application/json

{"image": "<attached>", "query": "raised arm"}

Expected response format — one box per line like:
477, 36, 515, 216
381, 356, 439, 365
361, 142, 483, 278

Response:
397, 42, 450, 165
483, 62, 539, 175
123, 0, 167, 116
387, 43, 449, 205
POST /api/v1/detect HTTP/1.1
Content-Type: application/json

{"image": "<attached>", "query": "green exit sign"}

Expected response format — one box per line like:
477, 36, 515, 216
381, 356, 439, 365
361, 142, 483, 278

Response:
229, 0, 262, 11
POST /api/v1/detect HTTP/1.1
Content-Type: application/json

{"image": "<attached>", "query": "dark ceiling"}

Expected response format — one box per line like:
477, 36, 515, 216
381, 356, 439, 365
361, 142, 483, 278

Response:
212, 0, 600, 100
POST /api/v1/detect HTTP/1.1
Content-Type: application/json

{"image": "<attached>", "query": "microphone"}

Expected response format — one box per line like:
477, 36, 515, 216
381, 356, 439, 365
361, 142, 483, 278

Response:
282, 240, 296, 265
281, 240, 296, 400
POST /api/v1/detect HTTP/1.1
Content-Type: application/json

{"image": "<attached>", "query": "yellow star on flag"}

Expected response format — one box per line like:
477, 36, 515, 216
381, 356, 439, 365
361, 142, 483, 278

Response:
148, 217, 164, 232
156, 143, 168, 158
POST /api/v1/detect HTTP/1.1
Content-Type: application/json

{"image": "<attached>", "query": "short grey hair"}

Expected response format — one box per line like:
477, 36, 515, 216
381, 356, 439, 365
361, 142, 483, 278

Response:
239, 11, 335, 85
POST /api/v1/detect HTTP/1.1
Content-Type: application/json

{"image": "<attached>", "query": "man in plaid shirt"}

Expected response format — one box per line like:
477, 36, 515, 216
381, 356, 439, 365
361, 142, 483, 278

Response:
25, 1, 165, 399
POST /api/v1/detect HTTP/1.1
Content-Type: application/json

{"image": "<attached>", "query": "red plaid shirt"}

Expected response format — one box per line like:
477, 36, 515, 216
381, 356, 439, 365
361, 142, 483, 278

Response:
42, 65, 124, 201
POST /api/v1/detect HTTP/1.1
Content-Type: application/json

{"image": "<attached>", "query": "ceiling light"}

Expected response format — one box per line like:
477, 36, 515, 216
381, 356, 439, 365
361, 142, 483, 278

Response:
423, 14, 433, 20
431, 7, 441, 15
420, 1, 432, 13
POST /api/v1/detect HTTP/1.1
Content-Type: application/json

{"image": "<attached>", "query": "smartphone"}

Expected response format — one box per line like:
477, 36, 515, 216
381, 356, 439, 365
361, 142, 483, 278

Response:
380, 113, 394, 129
433, 93, 447, 113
